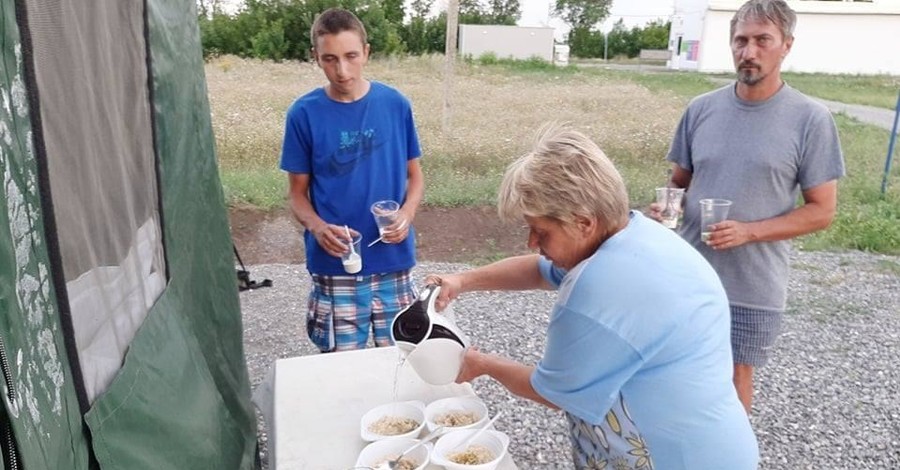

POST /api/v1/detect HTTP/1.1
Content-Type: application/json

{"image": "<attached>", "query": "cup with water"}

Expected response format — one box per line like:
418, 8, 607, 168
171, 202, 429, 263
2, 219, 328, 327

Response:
699, 199, 733, 243
655, 187, 686, 229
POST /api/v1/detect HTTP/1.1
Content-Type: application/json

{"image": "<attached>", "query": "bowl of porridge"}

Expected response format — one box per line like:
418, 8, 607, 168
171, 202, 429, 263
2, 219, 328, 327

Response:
355, 437, 431, 470
431, 429, 509, 470
424, 396, 488, 435
360, 401, 426, 442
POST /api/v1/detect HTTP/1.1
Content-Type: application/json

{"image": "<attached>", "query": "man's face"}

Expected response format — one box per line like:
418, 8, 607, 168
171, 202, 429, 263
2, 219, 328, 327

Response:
731, 19, 792, 86
313, 30, 369, 99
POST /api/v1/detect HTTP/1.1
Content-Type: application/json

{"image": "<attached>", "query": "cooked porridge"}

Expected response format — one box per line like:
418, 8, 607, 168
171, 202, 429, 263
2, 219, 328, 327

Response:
434, 410, 479, 427
367, 415, 420, 436
448, 444, 495, 465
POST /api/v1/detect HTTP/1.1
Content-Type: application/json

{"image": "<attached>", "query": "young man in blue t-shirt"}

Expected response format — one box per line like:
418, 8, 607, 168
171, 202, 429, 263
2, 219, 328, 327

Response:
279, 8, 425, 352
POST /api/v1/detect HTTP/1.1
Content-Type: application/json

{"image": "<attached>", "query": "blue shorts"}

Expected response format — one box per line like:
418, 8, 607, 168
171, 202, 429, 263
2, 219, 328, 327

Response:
731, 305, 783, 367
307, 270, 417, 352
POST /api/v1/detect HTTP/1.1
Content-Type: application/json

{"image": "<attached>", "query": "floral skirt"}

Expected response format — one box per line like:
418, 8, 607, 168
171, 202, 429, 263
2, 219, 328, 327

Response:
567, 394, 654, 470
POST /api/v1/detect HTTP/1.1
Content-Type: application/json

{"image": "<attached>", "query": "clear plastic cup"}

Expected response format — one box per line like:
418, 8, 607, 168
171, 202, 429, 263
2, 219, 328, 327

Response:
371, 200, 401, 237
699, 199, 733, 243
341, 232, 362, 274
655, 187, 686, 229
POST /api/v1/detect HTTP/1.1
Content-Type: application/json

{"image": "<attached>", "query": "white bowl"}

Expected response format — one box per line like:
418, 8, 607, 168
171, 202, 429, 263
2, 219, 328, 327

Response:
424, 397, 488, 434
355, 437, 431, 470
431, 429, 509, 470
360, 400, 426, 442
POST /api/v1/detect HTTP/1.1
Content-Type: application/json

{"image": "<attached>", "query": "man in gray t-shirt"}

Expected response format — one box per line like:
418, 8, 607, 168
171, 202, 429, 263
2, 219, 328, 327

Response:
654, 0, 845, 414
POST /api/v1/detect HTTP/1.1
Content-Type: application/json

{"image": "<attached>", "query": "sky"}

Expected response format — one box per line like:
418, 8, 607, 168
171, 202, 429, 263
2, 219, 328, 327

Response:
516, 0, 675, 31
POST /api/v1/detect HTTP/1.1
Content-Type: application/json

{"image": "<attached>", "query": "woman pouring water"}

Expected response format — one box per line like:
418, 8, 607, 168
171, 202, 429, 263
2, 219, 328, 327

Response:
425, 125, 759, 469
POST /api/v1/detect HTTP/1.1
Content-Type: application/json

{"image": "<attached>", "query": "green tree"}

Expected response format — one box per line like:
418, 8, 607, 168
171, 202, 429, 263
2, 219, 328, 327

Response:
554, 0, 612, 29
639, 19, 671, 50
459, 0, 490, 24
605, 19, 642, 58
424, 13, 447, 53
486, 0, 521, 25
567, 27, 603, 58
401, 17, 429, 54
382, 0, 405, 24
409, 0, 434, 18
251, 19, 289, 61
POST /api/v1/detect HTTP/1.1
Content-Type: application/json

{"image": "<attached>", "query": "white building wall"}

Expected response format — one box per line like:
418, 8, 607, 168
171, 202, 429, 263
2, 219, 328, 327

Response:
669, 0, 712, 70
458, 25, 555, 62
671, 0, 900, 75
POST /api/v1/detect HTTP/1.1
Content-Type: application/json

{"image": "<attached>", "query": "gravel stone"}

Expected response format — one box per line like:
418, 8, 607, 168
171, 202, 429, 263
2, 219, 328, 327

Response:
241, 250, 900, 469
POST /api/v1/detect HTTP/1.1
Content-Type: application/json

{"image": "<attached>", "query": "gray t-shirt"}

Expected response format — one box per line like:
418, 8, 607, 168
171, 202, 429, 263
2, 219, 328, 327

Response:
667, 83, 845, 311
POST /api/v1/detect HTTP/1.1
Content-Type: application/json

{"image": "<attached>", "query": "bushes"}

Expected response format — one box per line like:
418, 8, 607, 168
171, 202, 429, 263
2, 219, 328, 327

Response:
200, 1, 459, 60
199, 1, 671, 62
568, 19, 671, 59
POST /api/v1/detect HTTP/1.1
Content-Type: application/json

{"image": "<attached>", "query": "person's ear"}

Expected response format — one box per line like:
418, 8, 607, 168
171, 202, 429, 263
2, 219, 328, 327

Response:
364, 43, 371, 60
574, 215, 596, 237
782, 36, 793, 58
311, 48, 319, 66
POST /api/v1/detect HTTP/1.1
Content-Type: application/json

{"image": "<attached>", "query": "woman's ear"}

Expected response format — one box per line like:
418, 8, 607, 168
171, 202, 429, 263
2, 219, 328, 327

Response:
573, 215, 597, 237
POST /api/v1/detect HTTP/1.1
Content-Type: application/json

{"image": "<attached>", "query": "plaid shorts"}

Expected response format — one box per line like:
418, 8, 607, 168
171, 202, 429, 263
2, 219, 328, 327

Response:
306, 270, 417, 353
731, 305, 783, 367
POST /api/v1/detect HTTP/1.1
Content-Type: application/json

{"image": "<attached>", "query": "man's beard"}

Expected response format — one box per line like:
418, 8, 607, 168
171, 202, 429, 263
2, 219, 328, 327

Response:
737, 62, 764, 85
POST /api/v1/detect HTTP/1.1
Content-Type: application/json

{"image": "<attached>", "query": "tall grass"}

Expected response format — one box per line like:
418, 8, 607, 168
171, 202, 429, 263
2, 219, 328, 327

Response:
783, 72, 900, 110
206, 56, 900, 254
800, 115, 900, 254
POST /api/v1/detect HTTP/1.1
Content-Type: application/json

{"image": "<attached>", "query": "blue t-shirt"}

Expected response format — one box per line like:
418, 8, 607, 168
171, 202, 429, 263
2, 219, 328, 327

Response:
531, 212, 758, 469
280, 81, 421, 275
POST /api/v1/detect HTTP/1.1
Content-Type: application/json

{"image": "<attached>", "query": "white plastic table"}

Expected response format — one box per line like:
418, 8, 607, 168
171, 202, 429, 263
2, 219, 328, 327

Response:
263, 346, 518, 470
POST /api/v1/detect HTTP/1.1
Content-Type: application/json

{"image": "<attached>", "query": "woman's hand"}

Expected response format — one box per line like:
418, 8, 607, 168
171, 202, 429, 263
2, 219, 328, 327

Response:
455, 347, 486, 384
424, 273, 463, 311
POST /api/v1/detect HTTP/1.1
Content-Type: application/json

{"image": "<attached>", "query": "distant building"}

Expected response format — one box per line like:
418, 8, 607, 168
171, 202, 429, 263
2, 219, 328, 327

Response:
668, 0, 900, 75
458, 25, 556, 62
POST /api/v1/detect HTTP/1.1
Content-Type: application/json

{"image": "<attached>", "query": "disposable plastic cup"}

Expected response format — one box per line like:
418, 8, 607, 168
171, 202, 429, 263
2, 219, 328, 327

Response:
371, 200, 401, 237
655, 187, 685, 229
699, 199, 732, 243
342, 232, 362, 274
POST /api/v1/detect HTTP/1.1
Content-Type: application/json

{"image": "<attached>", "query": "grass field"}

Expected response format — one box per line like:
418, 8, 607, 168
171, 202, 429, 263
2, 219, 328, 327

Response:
206, 55, 900, 254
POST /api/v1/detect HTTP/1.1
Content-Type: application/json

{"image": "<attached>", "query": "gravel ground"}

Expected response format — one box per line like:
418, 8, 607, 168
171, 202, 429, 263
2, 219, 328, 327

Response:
240, 251, 900, 469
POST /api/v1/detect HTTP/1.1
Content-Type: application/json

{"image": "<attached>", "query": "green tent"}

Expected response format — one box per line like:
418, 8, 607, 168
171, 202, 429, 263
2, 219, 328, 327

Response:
1, 0, 257, 468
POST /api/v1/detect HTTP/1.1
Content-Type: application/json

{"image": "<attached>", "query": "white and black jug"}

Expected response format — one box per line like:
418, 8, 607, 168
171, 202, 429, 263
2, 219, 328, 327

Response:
391, 284, 470, 385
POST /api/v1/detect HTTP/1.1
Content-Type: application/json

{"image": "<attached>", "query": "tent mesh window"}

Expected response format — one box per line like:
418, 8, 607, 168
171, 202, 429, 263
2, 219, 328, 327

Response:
26, 0, 167, 404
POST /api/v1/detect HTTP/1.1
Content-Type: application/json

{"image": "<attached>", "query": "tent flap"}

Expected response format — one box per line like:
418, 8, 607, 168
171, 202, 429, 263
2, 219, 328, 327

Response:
82, 0, 257, 467
86, 297, 247, 469
2, 0, 257, 467
0, 0, 92, 468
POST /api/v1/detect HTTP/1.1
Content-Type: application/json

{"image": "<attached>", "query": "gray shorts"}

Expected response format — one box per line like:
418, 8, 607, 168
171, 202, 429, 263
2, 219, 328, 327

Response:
731, 305, 783, 367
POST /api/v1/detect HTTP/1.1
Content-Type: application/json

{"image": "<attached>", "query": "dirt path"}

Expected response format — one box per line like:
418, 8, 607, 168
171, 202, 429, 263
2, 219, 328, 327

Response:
229, 205, 531, 266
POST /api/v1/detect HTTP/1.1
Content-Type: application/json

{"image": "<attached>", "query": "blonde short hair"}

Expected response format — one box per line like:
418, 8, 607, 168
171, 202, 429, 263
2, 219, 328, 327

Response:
497, 124, 629, 228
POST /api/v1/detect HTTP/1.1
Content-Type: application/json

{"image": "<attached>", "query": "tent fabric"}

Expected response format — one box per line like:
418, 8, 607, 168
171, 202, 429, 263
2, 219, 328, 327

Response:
67, 217, 167, 402
2, 0, 258, 467
0, 0, 93, 468
24, 0, 167, 405
80, 0, 258, 466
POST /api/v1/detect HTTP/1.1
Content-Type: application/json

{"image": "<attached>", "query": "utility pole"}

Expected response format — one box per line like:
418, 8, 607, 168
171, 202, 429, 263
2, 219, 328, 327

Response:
604, 31, 609, 61
443, 0, 459, 135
